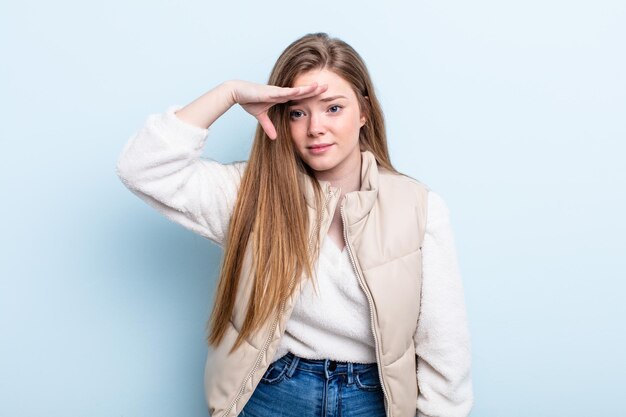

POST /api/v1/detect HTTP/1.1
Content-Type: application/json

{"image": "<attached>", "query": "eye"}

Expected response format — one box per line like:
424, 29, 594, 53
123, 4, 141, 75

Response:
328, 105, 342, 113
289, 110, 304, 120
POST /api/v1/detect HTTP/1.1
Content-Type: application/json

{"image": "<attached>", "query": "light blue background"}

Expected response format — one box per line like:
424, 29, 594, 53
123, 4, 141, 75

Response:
1, 1, 625, 416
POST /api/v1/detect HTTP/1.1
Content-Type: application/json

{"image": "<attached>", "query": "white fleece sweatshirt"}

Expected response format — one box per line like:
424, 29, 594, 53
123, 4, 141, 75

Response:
115, 105, 474, 417
273, 236, 378, 365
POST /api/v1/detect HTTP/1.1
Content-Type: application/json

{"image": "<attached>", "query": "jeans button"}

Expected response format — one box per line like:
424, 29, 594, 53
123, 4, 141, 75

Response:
328, 361, 337, 371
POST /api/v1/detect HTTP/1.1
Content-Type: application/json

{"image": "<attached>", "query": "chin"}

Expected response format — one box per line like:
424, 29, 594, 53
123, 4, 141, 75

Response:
305, 160, 336, 173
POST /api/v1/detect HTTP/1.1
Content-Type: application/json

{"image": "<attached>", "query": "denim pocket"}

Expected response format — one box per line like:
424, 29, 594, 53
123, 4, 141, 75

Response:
355, 365, 381, 391
260, 357, 289, 385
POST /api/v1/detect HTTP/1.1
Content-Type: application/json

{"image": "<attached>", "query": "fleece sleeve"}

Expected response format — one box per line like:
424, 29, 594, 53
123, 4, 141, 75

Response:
414, 191, 474, 417
115, 104, 247, 247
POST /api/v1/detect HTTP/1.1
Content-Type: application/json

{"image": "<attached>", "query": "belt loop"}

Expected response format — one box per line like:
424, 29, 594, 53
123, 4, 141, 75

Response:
286, 353, 299, 378
347, 362, 354, 384
324, 359, 330, 379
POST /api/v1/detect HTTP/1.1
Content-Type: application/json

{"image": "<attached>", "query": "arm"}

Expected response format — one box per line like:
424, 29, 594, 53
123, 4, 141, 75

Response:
414, 191, 474, 417
115, 88, 246, 246
115, 81, 330, 247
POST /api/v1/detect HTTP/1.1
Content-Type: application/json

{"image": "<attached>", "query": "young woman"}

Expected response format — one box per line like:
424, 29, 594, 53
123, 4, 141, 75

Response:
116, 32, 473, 417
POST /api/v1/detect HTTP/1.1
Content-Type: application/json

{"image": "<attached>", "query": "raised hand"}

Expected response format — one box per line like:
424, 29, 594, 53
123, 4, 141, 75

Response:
230, 80, 329, 140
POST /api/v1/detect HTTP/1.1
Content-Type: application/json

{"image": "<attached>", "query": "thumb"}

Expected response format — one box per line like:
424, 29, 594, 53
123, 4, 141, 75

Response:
256, 112, 278, 140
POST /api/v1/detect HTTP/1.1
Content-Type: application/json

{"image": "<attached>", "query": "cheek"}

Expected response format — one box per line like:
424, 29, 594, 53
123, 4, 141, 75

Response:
288, 122, 303, 139
288, 124, 306, 151
338, 117, 362, 137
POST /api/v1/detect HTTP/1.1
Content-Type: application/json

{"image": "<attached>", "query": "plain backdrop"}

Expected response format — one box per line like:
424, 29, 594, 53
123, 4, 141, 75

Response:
1, 1, 625, 416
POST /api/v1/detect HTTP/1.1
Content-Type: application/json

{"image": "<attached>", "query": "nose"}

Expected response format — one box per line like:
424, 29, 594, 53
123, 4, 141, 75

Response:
307, 113, 325, 137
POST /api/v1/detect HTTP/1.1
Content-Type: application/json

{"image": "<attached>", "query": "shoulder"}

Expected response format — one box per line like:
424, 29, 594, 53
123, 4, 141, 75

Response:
424, 190, 455, 239
230, 159, 248, 177
426, 190, 450, 214
378, 169, 454, 230
378, 167, 431, 195
378, 169, 450, 213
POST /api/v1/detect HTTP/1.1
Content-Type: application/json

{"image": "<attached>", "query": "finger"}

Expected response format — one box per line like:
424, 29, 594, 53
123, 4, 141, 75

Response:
267, 82, 319, 100
256, 112, 277, 140
279, 84, 329, 104
276, 84, 328, 103
294, 83, 328, 99
291, 82, 321, 95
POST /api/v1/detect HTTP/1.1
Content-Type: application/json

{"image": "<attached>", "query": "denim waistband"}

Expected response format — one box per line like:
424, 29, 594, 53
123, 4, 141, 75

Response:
276, 351, 378, 382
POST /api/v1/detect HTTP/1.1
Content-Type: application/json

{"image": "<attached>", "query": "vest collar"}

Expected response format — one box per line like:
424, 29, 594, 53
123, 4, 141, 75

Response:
302, 150, 379, 225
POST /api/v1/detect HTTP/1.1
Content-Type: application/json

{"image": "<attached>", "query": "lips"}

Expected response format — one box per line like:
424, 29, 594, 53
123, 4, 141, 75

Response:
307, 143, 334, 155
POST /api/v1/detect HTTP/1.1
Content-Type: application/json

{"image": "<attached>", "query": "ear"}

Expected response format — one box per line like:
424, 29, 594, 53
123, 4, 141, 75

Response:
360, 96, 369, 127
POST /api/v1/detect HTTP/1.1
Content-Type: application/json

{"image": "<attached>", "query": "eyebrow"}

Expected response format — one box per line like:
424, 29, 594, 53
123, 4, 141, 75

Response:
288, 95, 347, 106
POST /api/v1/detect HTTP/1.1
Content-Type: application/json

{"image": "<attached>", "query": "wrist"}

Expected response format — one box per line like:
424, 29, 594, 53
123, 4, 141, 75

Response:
221, 80, 239, 108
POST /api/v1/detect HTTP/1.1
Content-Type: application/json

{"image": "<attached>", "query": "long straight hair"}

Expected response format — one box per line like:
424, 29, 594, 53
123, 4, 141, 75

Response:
207, 32, 398, 353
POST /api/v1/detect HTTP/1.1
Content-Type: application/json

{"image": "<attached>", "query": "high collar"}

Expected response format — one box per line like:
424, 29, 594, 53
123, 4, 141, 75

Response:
302, 150, 379, 225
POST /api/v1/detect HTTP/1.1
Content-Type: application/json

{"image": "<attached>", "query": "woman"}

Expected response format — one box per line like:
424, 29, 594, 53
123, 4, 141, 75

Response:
116, 32, 473, 417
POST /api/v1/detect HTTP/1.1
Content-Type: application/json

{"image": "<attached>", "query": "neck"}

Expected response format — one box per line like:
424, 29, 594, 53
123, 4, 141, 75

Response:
314, 152, 362, 197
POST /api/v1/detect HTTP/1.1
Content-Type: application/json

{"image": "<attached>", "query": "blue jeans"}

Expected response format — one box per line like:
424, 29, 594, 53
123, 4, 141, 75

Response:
240, 351, 386, 416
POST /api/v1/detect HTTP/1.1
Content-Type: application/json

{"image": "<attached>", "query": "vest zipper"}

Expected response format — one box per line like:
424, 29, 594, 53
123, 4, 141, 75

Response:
220, 183, 334, 417
340, 199, 391, 417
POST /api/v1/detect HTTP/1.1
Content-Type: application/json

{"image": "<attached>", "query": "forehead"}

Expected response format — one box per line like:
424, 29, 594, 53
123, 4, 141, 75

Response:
291, 68, 353, 95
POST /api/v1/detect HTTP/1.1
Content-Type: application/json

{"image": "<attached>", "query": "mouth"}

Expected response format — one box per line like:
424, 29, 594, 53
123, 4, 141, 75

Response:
307, 143, 333, 149
307, 143, 334, 154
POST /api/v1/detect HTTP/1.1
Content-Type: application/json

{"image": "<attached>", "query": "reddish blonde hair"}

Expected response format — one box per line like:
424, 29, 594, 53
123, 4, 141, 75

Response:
207, 32, 397, 353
